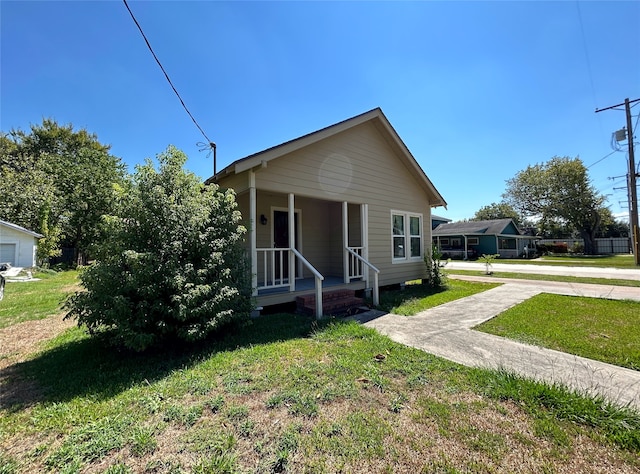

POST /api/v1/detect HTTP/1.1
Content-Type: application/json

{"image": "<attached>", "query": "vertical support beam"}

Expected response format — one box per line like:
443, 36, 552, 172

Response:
249, 171, 258, 297
595, 97, 640, 265
463, 235, 468, 260
343, 202, 349, 283
315, 278, 322, 320
288, 193, 295, 292
625, 98, 640, 265
361, 203, 369, 287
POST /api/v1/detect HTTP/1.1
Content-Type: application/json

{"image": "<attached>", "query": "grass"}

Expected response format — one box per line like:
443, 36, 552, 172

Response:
1, 316, 639, 472
498, 254, 639, 269
475, 293, 640, 371
378, 279, 500, 315
447, 269, 640, 287
1, 271, 640, 472
0, 270, 79, 329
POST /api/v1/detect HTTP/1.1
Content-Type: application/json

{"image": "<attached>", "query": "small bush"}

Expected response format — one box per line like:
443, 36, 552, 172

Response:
424, 245, 448, 289
553, 242, 569, 254
570, 242, 585, 254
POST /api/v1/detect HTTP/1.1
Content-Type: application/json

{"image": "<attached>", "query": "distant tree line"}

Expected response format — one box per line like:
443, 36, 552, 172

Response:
470, 156, 629, 255
1, 119, 127, 266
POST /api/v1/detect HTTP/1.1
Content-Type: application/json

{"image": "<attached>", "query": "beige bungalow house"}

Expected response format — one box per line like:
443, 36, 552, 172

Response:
208, 108, 446, 316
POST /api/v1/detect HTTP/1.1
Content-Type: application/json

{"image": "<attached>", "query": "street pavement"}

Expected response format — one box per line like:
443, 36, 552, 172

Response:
445, 260, 640, 280
355, 266, 640, 410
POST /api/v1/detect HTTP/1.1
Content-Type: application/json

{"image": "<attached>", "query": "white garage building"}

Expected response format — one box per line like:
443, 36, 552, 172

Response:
0, 220, 42, 268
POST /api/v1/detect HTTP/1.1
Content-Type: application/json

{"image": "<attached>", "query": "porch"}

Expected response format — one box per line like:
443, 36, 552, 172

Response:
238, 176, 380, 317
256, 275, 367, 307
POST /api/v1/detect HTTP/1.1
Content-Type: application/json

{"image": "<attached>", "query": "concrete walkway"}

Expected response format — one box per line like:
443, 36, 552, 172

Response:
357, 279, 640, 410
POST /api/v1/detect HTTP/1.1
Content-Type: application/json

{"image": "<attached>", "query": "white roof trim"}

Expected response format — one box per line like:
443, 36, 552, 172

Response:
0, 220, 44, 238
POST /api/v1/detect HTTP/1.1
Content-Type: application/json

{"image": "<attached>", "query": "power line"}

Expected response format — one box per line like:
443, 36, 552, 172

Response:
122, 0, 215, 149
575, 2, 599, 109
587, 149, 617, 169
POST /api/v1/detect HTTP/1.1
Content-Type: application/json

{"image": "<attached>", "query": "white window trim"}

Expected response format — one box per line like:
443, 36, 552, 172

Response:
468, 237, 479, 245
391, 210, 423, 263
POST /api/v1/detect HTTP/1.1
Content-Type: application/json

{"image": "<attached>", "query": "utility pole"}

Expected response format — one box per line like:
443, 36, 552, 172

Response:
596, 98, 640, 265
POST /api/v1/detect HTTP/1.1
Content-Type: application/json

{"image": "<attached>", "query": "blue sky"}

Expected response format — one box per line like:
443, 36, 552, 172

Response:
2, 1, 639, 222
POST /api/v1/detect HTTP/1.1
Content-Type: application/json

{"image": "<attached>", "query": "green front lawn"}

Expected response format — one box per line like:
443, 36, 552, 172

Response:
2, 270, 640, 472
1, 315, 639, 473
378, 279, 500, 315
475, 293, 640, 371
0, 270, 79, 329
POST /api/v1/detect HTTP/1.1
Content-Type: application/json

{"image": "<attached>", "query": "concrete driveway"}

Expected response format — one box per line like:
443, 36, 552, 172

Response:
357, 275, 640, 410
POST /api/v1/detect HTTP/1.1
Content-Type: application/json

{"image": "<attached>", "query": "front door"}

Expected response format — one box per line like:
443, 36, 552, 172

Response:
273, 210, 299, 280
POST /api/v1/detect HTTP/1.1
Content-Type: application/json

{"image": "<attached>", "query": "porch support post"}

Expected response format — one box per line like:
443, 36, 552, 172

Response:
361, 203, 369, 288
463, 235, 468, 260
249, 171, 258, 297
288, 193, 295, 292
343, 202, 349, 284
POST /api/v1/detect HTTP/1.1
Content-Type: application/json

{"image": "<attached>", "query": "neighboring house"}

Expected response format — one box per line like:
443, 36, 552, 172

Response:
431, 214, 451, 230
208, 108, 446, 315
0, 220, 43, 267
432, 218, 536, 259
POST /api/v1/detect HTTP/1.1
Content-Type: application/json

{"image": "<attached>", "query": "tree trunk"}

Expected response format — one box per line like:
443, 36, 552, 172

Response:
581, 229, 597, 255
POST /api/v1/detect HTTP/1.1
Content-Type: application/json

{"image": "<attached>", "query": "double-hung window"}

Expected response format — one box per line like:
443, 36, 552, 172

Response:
391, 211, 423, 262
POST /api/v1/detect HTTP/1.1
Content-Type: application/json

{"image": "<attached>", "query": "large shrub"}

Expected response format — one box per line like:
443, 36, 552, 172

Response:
65, 146, 252, 351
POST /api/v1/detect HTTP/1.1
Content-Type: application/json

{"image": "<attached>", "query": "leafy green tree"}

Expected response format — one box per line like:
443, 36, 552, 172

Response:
596, 207, 630, 238
65, 146, 252, 351
472, 202, 523, 226
503, 157, 606, 255
0, 120, 126, 265
36, 202, 63, 266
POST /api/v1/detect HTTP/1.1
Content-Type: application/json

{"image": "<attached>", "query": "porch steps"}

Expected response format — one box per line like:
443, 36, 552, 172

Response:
296, 289, 364, 317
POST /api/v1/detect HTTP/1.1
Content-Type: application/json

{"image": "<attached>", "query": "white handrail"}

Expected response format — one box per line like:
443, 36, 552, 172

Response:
291, 248, 324, 319
346, 247, 379, 305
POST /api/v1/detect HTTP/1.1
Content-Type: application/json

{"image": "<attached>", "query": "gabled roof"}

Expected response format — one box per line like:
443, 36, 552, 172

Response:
0, 219, 43, 238
433, 218, 521, 236
208, 108, 447, 208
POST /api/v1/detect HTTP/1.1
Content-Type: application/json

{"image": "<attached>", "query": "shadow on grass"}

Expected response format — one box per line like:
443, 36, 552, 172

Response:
0, 313, 320, 411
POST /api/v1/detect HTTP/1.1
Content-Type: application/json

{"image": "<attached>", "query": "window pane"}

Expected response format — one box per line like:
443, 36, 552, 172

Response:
410, 236, 421, 257
393, 215, 404, 236
393, 236, 405, 258
410, 216, 420, 236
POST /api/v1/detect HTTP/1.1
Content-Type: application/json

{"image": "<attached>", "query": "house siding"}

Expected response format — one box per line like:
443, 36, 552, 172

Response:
0, 224, 39, 267
238, 121, 432, 286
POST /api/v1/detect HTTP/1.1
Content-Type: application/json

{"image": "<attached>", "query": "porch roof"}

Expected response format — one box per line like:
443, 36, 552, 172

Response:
206, 108, 447, 208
